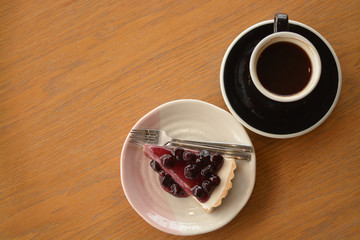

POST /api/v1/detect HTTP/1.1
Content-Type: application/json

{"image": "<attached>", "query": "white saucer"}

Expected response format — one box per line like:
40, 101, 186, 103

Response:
120, 99, 256, 235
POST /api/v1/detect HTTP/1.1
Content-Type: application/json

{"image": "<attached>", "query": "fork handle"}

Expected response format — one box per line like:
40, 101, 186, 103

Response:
170, 138, 254, 153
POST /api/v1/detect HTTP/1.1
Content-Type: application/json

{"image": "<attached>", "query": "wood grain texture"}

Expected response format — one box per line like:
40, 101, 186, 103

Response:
0, 0, 359, 239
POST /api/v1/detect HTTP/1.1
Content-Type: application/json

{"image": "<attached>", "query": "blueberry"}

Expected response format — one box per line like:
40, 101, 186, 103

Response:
161, 174, 174, 188
159, 170, 166, 177
195, 157, 210, 167
211, 154, 224, 168
196, 151, 211, 167
195, 158, 204, 166
201, 164, 215, 177
161, 154, 175, 168
192, 185, 205, 199
184, 164, 199, 179
209, 174, 221, 186
183, 151, 196, 163
199, 150, 210, 161
150, 160, 162, 172
170, 183, 183, 197
174, 147, 185, 161
202, 180, 213, 193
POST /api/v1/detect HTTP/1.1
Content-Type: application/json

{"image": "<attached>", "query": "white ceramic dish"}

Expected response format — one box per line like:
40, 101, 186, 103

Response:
120, 99, 256, 235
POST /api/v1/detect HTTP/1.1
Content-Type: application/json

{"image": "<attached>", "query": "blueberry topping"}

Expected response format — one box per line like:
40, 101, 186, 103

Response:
170, 183, 183, 196
211, 154, 224, 168
150, 160, 162, 172
183, 151, 196, 162
161, 154, 175, 168
211, 153, 223, 163
161, 174, 174, 188
201, 164, 215, 177
202, 180, 213, 193
174, 147, 185, 161
195, 157, 210, 167
209, 174, 221, 186
192, 185, 205, 199
199, 150, 210, 161
148, 146, 225, 200
195, 158, 203, 166
184, 164, 199, 179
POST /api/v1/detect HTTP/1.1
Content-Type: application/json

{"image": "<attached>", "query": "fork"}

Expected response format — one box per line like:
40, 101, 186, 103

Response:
129, 129, 253, 160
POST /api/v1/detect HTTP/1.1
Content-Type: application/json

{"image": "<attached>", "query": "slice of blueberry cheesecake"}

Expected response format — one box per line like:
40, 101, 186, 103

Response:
143, 144, 236, 212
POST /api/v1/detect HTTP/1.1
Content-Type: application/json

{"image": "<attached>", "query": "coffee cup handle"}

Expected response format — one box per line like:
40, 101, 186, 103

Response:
274, 13, 289, 32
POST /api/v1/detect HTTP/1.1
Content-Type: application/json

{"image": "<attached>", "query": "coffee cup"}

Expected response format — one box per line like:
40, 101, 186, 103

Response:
249, 13, 321, 102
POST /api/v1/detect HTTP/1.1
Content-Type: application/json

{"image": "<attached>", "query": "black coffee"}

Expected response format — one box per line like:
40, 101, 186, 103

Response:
256, 41, 312, 96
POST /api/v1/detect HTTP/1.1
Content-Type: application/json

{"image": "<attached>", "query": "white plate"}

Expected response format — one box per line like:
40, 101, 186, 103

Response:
120, 99, 256, 235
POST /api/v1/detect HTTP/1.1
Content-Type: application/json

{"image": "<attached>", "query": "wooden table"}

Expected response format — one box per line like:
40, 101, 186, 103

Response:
1, 0, 359, 239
